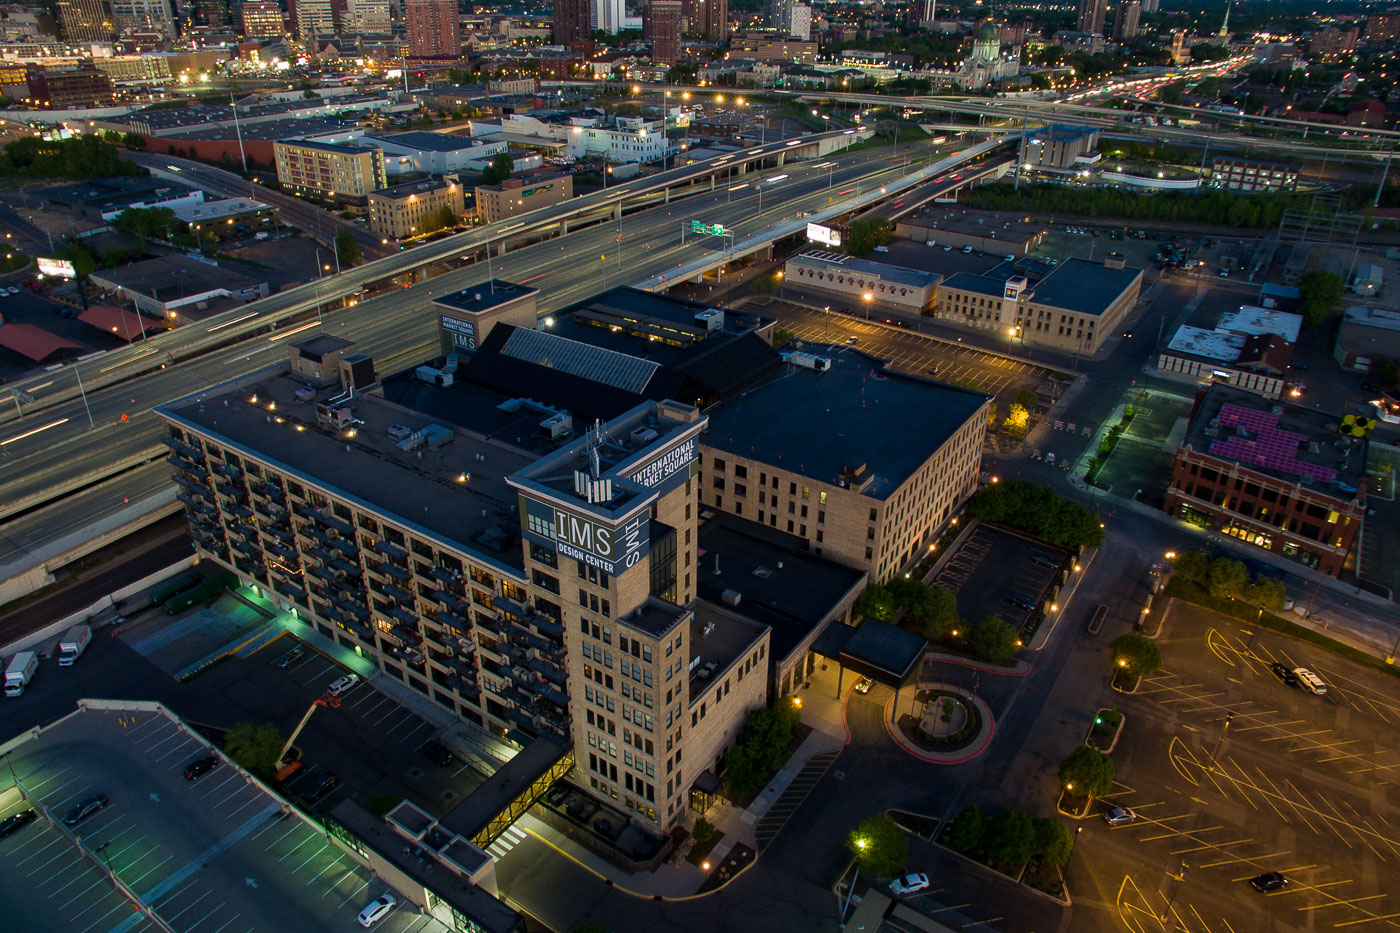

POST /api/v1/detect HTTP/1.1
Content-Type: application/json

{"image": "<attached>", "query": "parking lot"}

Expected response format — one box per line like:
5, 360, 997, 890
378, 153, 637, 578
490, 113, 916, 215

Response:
0, 704, 444, 932
932, 524, 1069, 633
1077, 601, 1400, 933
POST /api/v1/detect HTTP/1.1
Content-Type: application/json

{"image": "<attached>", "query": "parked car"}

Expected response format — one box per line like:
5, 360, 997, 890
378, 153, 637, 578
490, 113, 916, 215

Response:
1104, 806, 1137, 826
1293, 668, 1327, 695
890, 872, 930, 896
184, 755, 220, 781
0, 808, 36, 839
301, 773, 339, 804
275, 647, 306, 670
853, 677, 874, 695
64, 795, 109, 826
357, 893, 396, 928
418, 740, 455, 767
327, 674, 359, 697
1250, 871, 1288, 892
1269, 662, 1300, 688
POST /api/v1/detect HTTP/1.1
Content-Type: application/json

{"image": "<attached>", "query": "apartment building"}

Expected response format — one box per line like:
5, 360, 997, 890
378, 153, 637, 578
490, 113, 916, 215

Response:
367, 176, 465, 240
273, 139, 387, 206
157, 329, 770, 833
406, 0, 460, 58
1164, 385, 1368, 577
474, 170, 573, 224
238, 0, 285, 37
699, 354, 989, 582
644, 0, 682, 65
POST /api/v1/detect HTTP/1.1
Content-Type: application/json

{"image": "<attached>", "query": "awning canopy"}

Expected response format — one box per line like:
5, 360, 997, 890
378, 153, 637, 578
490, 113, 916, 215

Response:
0, 323, 81, 361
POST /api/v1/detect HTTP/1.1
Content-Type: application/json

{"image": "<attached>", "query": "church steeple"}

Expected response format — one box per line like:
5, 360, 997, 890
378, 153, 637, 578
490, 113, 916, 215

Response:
1218, 0, 1231, 38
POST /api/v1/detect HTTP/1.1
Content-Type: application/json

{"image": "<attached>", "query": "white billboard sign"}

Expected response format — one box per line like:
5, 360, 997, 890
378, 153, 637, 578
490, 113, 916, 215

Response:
806, 222, 842, 248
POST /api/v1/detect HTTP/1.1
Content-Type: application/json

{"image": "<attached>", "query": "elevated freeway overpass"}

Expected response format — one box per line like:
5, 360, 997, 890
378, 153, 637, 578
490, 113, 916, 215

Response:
0, 131, 1022, 601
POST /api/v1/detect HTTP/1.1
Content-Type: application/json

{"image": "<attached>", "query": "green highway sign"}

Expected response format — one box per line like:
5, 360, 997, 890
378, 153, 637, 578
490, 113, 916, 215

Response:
690, 220, 726, 236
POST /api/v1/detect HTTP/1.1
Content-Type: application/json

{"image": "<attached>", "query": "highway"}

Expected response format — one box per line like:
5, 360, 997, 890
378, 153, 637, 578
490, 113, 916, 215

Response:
0, 134, 1004, 581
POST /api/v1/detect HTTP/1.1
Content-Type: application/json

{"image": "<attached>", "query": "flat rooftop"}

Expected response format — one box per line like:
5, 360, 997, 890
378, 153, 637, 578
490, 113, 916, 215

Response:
1343, 305, 1400, 334
2, 702, 426, 932
432, 280, 536, 315
161, 118, 353, 142
277, 138, 380, 155
696, 513, 866, 665
790, 250, 942, 290
369, 130, 496, 152
159, 364, 537, 574
702, 352, 988, 499
88, 255, 261, 297
1018, 257, 1141, 318
901, 207, 1048, 244
1167, 324, 1246, 363
436, 736, 568, 843
688, 601, 768, 703
1184, 384, 1368, 495
1218, 306, 1302, 343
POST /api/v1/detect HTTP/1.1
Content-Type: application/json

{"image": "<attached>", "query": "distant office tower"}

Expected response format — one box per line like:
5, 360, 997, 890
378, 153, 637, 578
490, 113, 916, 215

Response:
406, 0, 458, 56
346, 0, 390, 34
239, 0, 284, 36
696, 0, 728, 40
552, 0, 590, 47
57, 0, 115, 41
645, 0, 681, 63
295, 0, 334, 43
1113, 0, 1139, 41
768, 0, 790, 33
1139, 0, 1157, 12
112, 0, 176, 36
1077, 0, 1107, 36
197, 0, 232, 27
787, 2, 808, 39
908, 0, 934, 27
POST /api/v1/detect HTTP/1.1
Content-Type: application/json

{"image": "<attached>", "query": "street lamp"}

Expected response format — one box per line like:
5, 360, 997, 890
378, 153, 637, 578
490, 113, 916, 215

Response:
862, 292, 873, 321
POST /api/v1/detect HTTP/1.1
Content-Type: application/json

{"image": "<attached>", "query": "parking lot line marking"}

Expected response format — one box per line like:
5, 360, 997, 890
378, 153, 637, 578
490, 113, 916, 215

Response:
124, 853, 174, 890
184, 902, 230, 933
197, 772, 240, 799
163, 888, 213, 924
55, 873, 111, 909
264, 822, 302, 852
28, 847, 81, 879
1299, 893, 1389, 911
76, 897, 132, 931
321, 866, 363, 899
205, 912, 241, 933
398, 721, 432, 744
150, 876, 201, 906
279, 833, 316, 863
337, 876, 370, 909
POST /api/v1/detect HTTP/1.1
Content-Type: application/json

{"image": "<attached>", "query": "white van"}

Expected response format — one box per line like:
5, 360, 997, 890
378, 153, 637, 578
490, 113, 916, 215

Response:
1293, 668, 1327, 695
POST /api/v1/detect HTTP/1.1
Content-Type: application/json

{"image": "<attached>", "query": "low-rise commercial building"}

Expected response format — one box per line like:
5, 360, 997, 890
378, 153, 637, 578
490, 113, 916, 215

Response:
25, 64, 113, 107
1164, 384, 1368, 576
367, 176, 466, 240
364, 131, 513, 175
1157, 306, 1302, 399
474, 170, 574, 224
895, 208, 1048, 256
933, 256, 1142, 355
273, 138, 387, 206
730, 34, 817, 63
1334, 305, 1400, 372
1023, 124, 1100, 172
90, 255, 270, 316
783, 251, 942, 315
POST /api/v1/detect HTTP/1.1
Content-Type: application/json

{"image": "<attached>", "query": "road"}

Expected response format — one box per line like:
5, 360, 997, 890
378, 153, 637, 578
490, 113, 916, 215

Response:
0, 137, 984, 576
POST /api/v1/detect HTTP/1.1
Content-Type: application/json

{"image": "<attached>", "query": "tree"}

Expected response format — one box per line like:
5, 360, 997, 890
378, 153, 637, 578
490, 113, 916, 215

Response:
691, 816, 716, 844
122, 132, 147, 150
948, 804, 987, 858
1110, 632, 1162, 679
970, 615, 1019, 664
1372, 358, 1398, 387
1002, 403, 1029, 438
1297, 270, 1345, 328
1244, 577, 1287, 612
335, 230, 361, 267
481, 151, 514, 185
848, 812, 907, 878
1204, 557, 1248, 600
1058, 745, 1115, 799
1014, 388, 1039, 409
1031, 817, 1074, 867
847, 217, 894, 256
723, 704, 797, 799
224, 721, 284, 780
433, 205, 457, 230
0, 134, 136, 179
113, 206, 185, 250
986, 401, 999, 429
854, 583, 897, 621
965, 480, 1104, 549
918, 586, 961, 639
1170, 550, 1212, 585
984, 809, 1034, 868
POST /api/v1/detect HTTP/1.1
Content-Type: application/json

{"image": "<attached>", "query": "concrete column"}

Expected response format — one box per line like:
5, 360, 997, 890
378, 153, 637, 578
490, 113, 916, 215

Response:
613, 203, 622, 221
664, 188, 671, 204
560, 219, 569, 236
776, 153, 785, 167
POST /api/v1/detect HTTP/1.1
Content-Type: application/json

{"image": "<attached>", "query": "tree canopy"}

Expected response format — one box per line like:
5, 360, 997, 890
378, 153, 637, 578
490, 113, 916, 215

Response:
224, 721, 285, 780
846, 217, 894, 257
1298, 269, 1345, 328
984, 809, 1035, 869
723, 703, 799, 799
1031, 817, 1074, 867
481, 151, 514, 185
113, 206, 184, 250
970, 615, 1020, 664
1110, 632, 1163, 679
848, 812, 908, 878
335, 230, 361, 266
0, 134, 137, 179
1058, 746, 1115, 799
948, 804, 988, 859
965, 479, 1105, 549
969, 182, 1305, 229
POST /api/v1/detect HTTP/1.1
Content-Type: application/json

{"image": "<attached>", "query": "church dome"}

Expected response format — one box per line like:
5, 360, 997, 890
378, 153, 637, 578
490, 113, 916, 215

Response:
977, 23, 1000, 41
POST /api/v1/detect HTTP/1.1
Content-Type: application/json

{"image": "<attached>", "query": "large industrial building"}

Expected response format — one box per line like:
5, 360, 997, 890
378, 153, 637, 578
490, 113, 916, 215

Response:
156, 285, 983, 848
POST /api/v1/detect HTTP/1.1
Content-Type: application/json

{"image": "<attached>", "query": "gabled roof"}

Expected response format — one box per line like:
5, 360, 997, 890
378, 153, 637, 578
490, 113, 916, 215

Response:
0, 324, 81, 361
77, 304, 162, 338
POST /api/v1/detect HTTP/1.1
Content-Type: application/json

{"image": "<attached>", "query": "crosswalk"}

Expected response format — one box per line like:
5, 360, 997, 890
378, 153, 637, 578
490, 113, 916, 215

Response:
487, 824, 528, 859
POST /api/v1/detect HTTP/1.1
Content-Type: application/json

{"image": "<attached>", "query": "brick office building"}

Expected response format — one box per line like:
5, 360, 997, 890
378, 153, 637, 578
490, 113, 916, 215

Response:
1163, 385, 1369, 576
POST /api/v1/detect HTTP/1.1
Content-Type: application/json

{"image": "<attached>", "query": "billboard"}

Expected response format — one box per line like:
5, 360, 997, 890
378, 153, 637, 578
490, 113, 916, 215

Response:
37, 257, 76, 278
806, 222, 842, 248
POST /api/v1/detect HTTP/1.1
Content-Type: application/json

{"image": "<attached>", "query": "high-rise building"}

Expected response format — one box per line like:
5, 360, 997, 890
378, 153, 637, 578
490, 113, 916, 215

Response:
552, 0, 590, 47
112, 0, 176, 36
1113, 0, 1140, 41
57, 0, 115, 42
645, 0, 682, 64
592, 0, 623, 34
787, 2, 809, 39
239, 0, 285, 36
406, 0, 459, 57
681, 0, 726, 40
345, 0, 390, 34
295, 0, 334, 43
196, 0, 232, 27
1077, 0, 1107, 36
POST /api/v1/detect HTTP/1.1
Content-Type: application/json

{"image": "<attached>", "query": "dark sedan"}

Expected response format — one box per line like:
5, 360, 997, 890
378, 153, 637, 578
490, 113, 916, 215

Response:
63, 795, 109, 827
184, 755, 220, 781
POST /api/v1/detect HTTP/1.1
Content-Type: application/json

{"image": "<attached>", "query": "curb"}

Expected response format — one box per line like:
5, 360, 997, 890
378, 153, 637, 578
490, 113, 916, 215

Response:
932, 837, 1073, 908
1084, 709, 1124, 754
882, 688, 996, 764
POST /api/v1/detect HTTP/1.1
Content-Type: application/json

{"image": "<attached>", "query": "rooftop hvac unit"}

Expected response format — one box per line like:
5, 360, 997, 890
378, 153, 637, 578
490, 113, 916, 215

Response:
694, 308, 724, 331
721, 588, 742, 606
541, 411, 574, 439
